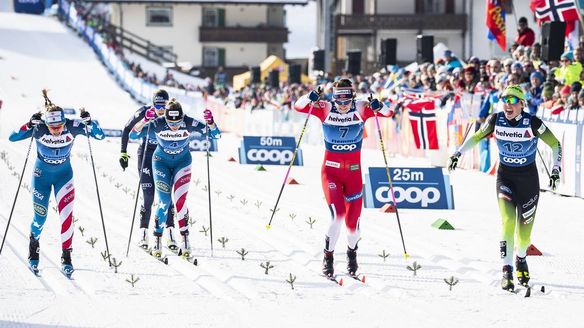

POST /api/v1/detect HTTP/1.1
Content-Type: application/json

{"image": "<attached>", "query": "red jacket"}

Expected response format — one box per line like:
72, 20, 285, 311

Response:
515, 28, 535, 47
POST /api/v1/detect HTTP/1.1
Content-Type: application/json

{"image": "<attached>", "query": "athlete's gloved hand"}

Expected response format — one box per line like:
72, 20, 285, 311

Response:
370, 98, 382, 111
144, 108, 156, 122
448, 152, 461, 172
549, 166, 561, 191
27, 112, 42, 129
308, 85, 324, 102
119, 152, 130, 171
203, 109, 214, 125
80, 110, 91, 124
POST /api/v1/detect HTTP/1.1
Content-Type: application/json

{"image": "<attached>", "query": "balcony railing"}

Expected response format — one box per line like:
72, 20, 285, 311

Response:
335, 14, 467, 31
200, 26, 288, 43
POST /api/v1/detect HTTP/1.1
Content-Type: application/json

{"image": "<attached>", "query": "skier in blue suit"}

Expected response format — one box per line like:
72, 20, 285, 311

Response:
9, 91, 105, 276
130, 99, 220, 258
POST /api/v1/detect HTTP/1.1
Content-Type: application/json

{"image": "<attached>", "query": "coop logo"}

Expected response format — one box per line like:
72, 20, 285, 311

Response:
364, 167, 454, 209
240, 136, 303, 166
502, 156, 527, 165
155, 181, 170, 193
248, 149, 293, 164
374, 186, 440, 208
331, 144, 357, 151
33, 203, 47, 216
189, 139, 211, 151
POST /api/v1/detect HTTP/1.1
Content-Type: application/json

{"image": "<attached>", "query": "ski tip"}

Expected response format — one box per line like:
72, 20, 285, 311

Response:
338, 278, 344, 286
265, 224, 271, 230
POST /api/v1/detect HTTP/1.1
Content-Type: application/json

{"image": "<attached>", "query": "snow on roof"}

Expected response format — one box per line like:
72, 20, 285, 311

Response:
84, 0, 308, 4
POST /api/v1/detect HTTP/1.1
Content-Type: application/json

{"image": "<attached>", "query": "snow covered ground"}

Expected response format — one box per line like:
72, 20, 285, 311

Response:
1, 12, 584, 328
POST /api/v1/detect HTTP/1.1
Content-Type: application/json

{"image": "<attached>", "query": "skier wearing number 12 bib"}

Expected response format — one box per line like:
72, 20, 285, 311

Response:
448, 85, 562, 291
294, 79, 394, 277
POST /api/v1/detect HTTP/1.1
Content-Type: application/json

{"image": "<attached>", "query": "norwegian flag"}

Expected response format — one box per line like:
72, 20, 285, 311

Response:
530, 0, 579, 34
406, 98, 439, 150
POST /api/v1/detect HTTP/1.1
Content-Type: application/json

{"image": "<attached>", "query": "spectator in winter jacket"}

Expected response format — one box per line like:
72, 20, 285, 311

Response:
444, 50, 463, 72
555, 52, 583, 86
515, 17, 535, 47
526, 71, 543, 115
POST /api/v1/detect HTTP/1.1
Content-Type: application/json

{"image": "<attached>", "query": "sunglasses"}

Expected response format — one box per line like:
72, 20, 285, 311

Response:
503, 96, 520, 105
166, 119, 182, 127
335, 99, 352, 106
154, 104, 165, 109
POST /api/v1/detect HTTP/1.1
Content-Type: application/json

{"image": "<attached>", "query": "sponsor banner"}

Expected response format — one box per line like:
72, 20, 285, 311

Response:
63, 108, 77, 116
103, 129, 122, 138
364, 167, 454, 209
188, 133, 218, 152
14, 0, 44, 14
239, 136, 302, 166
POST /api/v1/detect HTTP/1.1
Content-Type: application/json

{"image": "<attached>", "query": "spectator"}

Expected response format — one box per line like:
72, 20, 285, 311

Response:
214, 66, 227, 90
526, 71, 544, 115
555, 52, 583, 86
515, 17, 535, 47
444, 50, 463, 72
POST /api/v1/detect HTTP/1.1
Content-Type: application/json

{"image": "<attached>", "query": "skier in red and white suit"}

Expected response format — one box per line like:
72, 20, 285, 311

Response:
294, 79, 394, 276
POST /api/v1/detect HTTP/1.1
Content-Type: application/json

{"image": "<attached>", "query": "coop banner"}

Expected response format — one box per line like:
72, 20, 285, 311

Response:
364, 167, 454, 209
239, 136, 302, 166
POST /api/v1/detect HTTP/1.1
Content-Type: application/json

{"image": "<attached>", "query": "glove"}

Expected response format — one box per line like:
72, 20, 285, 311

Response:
549, 166, 561, 191
144, 108, 156, 122
119, 152, 130, 171
203, 109, 214, 125
27, 112, 42, 129
369, 98, 381, 111
80, 110, 91, 124
308, 86, 323, 102
448, 152, 461, 172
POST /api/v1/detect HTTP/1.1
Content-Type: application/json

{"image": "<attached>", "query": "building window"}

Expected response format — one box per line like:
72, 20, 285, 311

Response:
146, 7, 172, 26
203, 47, 225, 67
202, 8, 225, 27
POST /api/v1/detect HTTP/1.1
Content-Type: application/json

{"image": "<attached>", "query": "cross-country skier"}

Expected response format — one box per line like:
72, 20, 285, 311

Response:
448, 85, 562, 291
293, 79, 394, 277
120, 89, 177, 251
129, 100, 220, 258
9, 90, 105, 276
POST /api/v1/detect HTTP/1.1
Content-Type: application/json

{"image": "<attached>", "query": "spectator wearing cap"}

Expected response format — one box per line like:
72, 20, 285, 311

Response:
526, 71, 544, 115
515, 17, 535, 47
555, 52, 583, 86
511, 62, 529, 83
575, 47, 584, 65
568, 82, 582, 109
444, 50, 463, 72
468, 56, 481, 72
578, 89, 584, 108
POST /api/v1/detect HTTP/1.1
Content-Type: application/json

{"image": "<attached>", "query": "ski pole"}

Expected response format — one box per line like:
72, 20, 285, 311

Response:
125, 122, 151, 257
205, 124, 214, 256
266, 104, 314, 229
373, 112, 409, 259
81, 109, 112, 266
0, 129, 35, 255
536, 148, 551, 179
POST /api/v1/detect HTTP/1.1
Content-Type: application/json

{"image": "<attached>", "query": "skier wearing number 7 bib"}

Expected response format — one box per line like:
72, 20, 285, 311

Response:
448, 85, 562, 291
294, 79, 394, 277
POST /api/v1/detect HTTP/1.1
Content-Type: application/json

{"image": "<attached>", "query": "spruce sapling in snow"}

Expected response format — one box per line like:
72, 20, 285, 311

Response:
78, 226, 85, 237
286, 273, 297, 290
126, 274, 140, 287
188, 216, 196, 227
202, 185, 208, 192
101, 250, 110, 262
200, 225, 210, 237
240, 198, 248, 206
289, 213, 296, 221
378, 250, 390, 262
86, 237, 97, 248
407, 261, 422, 276
115, 182, 122, 189
214, 190, 222, 197
218, 237, 229, 248
226, 194, 235, 202
444, 276, 459, 291
254, 200, 262, 209
306, 217, 316, 229
260, 261, 274, 274
236, 248, 248, 260
193, 178, 200, 186
111, 257, 122, 273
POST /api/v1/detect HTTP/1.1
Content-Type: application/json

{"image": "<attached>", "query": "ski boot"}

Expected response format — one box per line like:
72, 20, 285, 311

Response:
501, 265, 514, 291
516, 256, 530, 287
322, 251, 334, 277
347, 246, 359, 276
150, 233, 163, 258
178, 233, 191, 258
137, 228, 149, 249
166, 227, 178, 252
28, 234, 40, 275
61, 248, 74, 278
